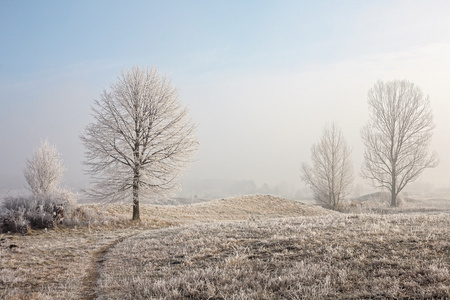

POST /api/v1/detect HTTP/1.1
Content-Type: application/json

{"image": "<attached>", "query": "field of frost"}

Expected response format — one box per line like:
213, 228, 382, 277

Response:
1, 195, 449, 299
97, 213, 449, 299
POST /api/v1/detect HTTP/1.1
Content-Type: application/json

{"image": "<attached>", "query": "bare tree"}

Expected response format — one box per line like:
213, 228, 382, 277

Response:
361, 80, 438, 207
301, 123, 354, 210
24, 140, 66, 196
81, 66, 198, 220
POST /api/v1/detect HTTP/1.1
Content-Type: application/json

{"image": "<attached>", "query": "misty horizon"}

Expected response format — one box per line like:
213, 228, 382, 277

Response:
1, 1, 450, 200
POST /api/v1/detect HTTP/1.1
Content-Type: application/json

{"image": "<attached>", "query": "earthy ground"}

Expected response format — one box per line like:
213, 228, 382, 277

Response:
1, 195, 449, 299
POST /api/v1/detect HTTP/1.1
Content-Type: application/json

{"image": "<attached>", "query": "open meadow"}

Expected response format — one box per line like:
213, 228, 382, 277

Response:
1, 195, 449, 299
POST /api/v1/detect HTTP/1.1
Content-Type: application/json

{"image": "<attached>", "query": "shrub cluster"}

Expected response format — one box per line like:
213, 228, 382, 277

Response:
0, 190, 77, 234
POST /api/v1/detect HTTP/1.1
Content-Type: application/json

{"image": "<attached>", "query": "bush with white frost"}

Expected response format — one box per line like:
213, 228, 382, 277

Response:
0, 191, 77, 233
0, 141, 79, 233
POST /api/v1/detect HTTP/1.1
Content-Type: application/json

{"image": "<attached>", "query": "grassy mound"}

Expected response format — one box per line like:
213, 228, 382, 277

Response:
94, 194, 335, 225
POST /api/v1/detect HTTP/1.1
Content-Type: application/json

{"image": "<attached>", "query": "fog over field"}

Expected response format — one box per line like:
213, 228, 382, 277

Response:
1, 1, 450, 199
3, 4, 450, 299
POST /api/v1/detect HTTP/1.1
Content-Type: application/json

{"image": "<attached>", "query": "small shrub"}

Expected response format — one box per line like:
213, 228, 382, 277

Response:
1, 213, 29, 234
0, 190, 77, 233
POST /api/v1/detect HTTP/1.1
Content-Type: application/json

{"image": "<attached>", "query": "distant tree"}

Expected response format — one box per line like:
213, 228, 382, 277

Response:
258, 183, 273, 195
24, 140, 66, 196
361, 80, 438, 207
301, 123, 354, 210
81, 66, 198, 220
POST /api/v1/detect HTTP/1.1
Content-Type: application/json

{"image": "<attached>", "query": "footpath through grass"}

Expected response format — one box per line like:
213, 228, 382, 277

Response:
98, 213, 450, 299
1, 196, 449, 299
0, 195, 329, 299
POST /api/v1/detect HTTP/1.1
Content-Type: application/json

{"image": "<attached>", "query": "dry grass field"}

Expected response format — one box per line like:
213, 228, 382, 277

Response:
97, 213, 449, 299
0, 195, 330, 299
1, 194, 449, 299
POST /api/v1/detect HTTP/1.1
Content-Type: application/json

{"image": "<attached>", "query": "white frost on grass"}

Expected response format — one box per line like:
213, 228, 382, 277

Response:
97, 213, 450, 299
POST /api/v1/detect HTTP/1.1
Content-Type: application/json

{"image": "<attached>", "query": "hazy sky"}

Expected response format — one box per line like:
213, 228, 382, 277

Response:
1, 0, 450, 193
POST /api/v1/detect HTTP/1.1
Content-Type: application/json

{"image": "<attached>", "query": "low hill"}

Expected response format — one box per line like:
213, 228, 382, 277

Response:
92, 194, 336, 226
352, 191, 419, 204
352, 191, 390, 203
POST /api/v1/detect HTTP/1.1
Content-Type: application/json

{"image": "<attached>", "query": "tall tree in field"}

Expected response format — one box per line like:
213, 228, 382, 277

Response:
361, 80, 438, 207
81, 66, 198, 220
24, 140, 66, 196
301, 123, 354, 210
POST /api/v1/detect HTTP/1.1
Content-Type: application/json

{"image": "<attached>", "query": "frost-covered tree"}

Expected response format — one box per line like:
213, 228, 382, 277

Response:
24, 140, 66, 196
301, 123, 354, 210
81, 66, 198, 220
361, 80, 438, 207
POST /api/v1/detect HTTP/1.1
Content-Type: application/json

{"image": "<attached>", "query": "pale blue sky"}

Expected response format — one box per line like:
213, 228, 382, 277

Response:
1, 1, 367, 77
1, 1, 450, 194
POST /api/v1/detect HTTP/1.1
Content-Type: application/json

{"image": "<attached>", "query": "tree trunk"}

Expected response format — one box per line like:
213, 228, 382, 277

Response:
132, 171, 140, 221
390, 190, 397, 207
390, 161, 397, 207
390, 177, 397, 207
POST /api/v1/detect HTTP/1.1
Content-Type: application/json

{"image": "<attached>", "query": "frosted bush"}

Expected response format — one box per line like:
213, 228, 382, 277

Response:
0, 190, 77, 233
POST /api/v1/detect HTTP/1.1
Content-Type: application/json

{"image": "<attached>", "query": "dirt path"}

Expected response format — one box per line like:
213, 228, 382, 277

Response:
0, 227, 149, 300
82, 233, 140, 300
